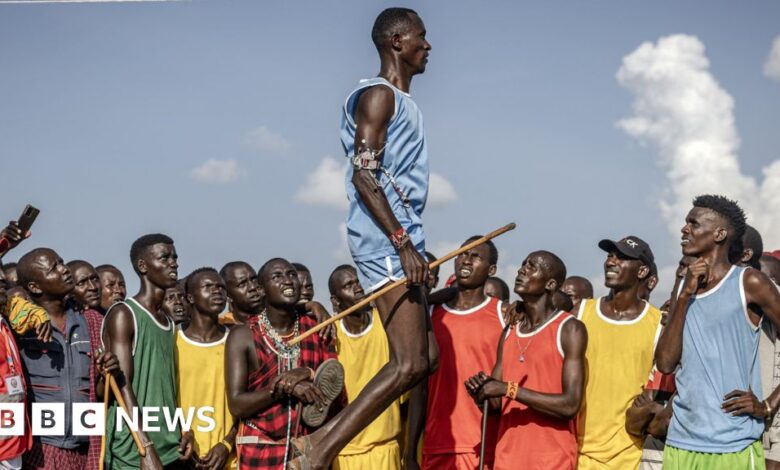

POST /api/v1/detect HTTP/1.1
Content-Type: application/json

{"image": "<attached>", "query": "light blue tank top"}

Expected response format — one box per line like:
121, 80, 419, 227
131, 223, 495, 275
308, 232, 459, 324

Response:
667, 266, 764, 453
340, 77, 428, 261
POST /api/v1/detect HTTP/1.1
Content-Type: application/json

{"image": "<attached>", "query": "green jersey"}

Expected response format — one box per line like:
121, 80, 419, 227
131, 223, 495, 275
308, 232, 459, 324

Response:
104, 298, 181, 469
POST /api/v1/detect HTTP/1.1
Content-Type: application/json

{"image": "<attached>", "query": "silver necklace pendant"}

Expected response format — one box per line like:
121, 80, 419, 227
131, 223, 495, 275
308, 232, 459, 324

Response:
519, 354, 525, 363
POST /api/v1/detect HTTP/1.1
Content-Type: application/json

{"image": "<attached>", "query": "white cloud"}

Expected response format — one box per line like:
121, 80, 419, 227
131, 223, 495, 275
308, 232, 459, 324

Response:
243, 126, 291, 154
764, 36, 780, 82
428, 173, 458, 207
616, 34, 780, 248
295, 157, 348, 209
189, 159, 246, 184
333, 223, 351, 262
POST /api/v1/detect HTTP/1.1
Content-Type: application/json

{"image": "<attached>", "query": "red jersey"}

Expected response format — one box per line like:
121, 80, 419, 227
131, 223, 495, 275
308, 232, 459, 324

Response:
0, 318, 31, 461
424, 297, 505, 457
495, 311, 577, 470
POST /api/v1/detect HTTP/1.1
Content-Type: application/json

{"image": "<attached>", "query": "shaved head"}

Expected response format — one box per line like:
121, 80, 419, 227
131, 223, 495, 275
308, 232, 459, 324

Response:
760, 255, 780, 284
531, 250, 567, 286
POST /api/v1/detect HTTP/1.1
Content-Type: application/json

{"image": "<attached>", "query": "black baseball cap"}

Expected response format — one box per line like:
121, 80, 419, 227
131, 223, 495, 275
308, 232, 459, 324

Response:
598, 236, 655, 267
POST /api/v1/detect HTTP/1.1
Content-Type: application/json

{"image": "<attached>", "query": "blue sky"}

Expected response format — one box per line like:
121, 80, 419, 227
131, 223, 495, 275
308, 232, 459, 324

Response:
2, 0, 779, 303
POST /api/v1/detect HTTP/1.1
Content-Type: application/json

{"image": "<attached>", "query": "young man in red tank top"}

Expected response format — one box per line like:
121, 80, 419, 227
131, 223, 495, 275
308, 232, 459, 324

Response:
407, 236, 505, 470
467, 250, 587, 470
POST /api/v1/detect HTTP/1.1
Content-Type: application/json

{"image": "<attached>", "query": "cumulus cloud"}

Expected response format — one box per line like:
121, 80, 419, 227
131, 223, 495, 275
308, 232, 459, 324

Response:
295, 157, 348, 209
616, 34, 780, 248
428, 173, 458, 207
764, 36, 780, 82
243, 126, 291, 154
189, 159, 246, 184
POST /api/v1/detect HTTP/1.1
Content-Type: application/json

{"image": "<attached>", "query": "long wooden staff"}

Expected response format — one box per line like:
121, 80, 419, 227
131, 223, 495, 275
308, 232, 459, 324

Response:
107, 374, 147, 457
289, 222, 516, 346
99, 377, 110, 470
478, 400, 489, 469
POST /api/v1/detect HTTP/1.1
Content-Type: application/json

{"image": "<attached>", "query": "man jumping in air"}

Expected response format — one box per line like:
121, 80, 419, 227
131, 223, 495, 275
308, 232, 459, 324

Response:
289, 7, 436, 469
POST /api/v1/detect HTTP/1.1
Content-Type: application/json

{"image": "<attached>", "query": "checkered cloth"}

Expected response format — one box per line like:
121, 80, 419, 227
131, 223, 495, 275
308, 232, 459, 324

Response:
81, 309, 104, 470
22, 441, 87, 470
236, 314, 334, 470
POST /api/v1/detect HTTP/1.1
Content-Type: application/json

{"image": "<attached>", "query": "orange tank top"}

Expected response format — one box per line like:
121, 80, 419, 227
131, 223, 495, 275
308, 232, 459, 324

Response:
424, 297, 505, 455
494, 311, 577, 470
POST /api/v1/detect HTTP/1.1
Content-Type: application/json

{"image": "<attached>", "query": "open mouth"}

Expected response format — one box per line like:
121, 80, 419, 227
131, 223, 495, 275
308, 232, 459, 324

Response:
282, 288, 295, 297
458, 267, 473, 278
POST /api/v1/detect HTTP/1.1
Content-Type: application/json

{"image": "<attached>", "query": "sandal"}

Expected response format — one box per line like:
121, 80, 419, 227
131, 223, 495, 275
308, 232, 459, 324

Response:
302, 359, 344, 427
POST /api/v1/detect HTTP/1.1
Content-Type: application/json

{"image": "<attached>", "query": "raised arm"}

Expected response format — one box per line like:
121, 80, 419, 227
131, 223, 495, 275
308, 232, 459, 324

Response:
656, 258, 708, 374
351, 85, 427, 285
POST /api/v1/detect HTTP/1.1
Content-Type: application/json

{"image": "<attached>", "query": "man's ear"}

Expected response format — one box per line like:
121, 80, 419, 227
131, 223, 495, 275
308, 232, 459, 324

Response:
136, 258, 148, 275
489, 265, 497, 277
714, 227, 729, 244
545, 278, 559, 293
390, 33, 404, 52
330, 295, 341, 314
26, 281, 42, 296
637, 265, 650, 281
186, 293, 195, 305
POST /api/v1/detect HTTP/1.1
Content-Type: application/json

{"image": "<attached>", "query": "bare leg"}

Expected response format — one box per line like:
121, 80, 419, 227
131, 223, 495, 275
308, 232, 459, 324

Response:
767, 459, 780, 470
303, 283, 437, 469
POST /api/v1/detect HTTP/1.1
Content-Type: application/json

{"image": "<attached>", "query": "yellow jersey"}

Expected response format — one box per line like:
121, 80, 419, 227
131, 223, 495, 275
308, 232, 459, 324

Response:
175, 328, 235, 469
577, 297, 662, 470
335, 308, 402, 460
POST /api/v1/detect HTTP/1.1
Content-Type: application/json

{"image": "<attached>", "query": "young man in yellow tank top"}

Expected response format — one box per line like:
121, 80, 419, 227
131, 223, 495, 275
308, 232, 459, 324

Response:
577, 236, 662, 470
329, 265, 403, 470
175, 267, 237, 469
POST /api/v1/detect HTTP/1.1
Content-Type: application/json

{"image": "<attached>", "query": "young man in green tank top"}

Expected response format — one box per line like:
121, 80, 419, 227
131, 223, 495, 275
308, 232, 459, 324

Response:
102, 234, 194, 470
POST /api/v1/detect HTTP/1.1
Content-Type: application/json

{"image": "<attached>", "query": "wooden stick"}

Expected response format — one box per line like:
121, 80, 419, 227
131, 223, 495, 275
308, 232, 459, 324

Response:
108, 374, 147, 457
289, 222, 516, 346
99, 376, 110, 470
478, 400, 489, 469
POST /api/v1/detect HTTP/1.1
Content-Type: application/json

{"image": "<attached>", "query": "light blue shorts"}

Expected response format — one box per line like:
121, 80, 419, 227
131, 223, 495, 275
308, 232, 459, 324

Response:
354, 243, 425, 293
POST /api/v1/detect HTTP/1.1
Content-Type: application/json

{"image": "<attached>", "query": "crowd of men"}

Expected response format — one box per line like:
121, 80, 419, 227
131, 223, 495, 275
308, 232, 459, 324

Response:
0, 193, 778, 470
3, 5, 780, 470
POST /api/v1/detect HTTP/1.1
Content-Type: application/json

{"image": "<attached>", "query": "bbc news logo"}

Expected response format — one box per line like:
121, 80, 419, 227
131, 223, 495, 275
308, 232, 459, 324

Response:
0, 404, 216, 436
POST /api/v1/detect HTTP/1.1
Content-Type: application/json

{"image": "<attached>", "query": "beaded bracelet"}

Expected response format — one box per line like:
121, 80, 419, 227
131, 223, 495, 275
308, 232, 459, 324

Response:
505, 381, 518, 400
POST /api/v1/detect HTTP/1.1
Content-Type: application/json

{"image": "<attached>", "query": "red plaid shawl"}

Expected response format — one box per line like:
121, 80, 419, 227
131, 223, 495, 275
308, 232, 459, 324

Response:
236, 314, 334, 470
82, 309, 104, 470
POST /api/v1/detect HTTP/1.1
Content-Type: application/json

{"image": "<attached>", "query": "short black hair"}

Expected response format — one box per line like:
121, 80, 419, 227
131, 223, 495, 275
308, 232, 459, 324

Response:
371, 7, 419, 49
185, 267, 219, 294
740, 225, 763, 268
535, 251, 567, 286
292, 262, 310, 273
462, 236, 499, 266
563, 276, 594, 298
67, 259, 95, 271
328, 264, 357, 296
220, 261, 253, 280
258, 257, 291, 283
692, 195, 747, 243
129, 233, 174, 274
484, 276, 510, 301
96, 264, 120, 274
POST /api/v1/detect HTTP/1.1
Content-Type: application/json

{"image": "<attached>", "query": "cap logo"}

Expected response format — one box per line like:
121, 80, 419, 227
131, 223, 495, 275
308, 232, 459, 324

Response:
625, 239, 638, 248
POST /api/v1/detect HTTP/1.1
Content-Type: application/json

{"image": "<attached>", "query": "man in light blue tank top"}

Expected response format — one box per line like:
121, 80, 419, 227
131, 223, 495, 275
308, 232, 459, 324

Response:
288, 8, 438, 470
656, 195, 780, 469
